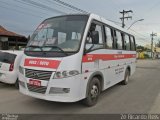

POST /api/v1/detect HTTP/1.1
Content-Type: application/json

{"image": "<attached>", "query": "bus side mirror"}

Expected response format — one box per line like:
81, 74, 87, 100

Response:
91, 31, 99, 44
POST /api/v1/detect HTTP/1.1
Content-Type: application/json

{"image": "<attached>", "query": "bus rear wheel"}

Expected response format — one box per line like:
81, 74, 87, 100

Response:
121, 69, 130, 85
83, 77, 101, 107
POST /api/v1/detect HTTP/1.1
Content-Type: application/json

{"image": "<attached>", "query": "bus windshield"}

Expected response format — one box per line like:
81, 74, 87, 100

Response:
25, 15, 88, 57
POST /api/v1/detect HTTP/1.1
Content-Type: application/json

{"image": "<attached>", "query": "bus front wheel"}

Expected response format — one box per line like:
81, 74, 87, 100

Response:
83, 77, 101, 107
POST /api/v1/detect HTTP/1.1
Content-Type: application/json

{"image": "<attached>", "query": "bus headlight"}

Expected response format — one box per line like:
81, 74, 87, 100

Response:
53, 70, 79, 79
19, 66, 24, 75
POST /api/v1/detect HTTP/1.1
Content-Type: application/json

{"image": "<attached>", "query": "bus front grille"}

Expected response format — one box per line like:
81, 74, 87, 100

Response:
25, 69, 53, 81
27, 84, 47, 94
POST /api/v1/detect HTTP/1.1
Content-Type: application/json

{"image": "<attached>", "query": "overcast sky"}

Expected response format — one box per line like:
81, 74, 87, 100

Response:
0, 0, 160, 45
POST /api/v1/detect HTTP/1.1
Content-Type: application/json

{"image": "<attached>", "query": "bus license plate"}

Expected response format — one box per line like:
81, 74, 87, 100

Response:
29, 79, 41, 87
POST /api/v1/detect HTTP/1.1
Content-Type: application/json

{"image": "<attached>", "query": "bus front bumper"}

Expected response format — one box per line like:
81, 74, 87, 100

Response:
19, 74, 87, 102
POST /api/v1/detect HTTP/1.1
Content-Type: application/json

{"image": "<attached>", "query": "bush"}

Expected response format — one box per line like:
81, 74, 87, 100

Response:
144, 54, 150, 59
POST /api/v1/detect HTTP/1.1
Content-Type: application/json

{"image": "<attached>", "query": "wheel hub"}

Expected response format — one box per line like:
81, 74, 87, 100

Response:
91, 85, 99, 98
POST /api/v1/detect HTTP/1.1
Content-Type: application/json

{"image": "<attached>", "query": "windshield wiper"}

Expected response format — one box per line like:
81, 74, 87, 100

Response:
43, 45, 68, 56
26, 45, 43, 51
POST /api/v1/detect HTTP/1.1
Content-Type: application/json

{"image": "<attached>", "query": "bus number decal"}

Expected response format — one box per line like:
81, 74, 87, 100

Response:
24, 59, 61, 69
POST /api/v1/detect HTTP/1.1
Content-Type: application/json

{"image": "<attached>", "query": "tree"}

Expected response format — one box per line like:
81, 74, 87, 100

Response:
136, 45, 150, 52
137, 45, 144, 51
156, 40, 160, 47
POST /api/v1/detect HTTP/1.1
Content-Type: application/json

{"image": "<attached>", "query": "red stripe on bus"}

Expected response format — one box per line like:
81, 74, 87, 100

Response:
82, 54, 136, 62
24, 58, 61, 69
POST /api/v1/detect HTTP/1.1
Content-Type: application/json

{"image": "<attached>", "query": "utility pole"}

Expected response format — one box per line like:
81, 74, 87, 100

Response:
150, 32, 157, 59
120, 10, 133, 28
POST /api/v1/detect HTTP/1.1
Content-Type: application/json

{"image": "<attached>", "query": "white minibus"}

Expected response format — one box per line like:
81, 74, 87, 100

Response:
19, 14, 136, 106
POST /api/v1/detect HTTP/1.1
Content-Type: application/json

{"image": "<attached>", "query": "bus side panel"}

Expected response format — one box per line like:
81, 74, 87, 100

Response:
82, 49, 124, 90
82, 49, 136, 91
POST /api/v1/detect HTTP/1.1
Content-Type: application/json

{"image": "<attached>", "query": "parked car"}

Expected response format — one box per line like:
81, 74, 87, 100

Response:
0, 50, 23, 88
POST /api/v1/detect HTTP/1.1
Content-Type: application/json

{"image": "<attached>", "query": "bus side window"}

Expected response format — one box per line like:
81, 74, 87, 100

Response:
121, 33, 125, 50
116, 31, 123, 50
124, 34, 131, 50
85, 23, 104, 51
130, 36, 136, 51
112, 30, 117, 49
105, 26, 113, 49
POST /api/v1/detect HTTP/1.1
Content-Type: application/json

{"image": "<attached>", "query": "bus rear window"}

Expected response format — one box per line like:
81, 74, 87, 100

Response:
0, 52, 16, 64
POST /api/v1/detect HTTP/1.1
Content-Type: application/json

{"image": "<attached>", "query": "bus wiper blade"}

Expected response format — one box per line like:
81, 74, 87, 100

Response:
43, 45, 68, 56
27, 45, 43, 51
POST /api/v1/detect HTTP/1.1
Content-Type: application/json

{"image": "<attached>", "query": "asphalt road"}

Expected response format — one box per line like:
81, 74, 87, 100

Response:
0, 60, 160, 114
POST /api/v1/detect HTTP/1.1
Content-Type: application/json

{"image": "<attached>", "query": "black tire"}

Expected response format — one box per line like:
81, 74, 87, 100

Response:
15, 79, 19, 89
121, 69, 130, 85
83, 77, 101, 107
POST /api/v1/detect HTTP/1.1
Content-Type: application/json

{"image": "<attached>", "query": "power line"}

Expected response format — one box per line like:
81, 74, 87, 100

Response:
45, 0, 78, 13
106, 19, 122, 25
21, 0, 66, 14
135, 37, 149, 43
13, 0, 51, 15
128, 27, 149, 38
0, 4, 43, 18
128, 28, 151, 45
14, 0, 52, 12
52, 0, 88, 14
131, 36, 149, 43
0, 0, 151, 46
143, 1, 160, 19
136, 39, 149, 45
0, 1, 49, 17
